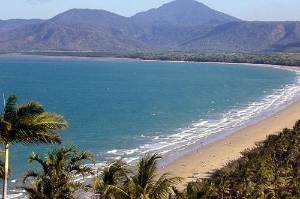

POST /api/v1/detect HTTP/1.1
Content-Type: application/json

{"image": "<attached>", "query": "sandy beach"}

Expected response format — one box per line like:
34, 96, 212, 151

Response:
157, 66, 300, 189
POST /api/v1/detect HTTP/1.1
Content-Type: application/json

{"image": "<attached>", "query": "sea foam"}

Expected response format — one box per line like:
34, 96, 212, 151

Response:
104, 67, 300, 167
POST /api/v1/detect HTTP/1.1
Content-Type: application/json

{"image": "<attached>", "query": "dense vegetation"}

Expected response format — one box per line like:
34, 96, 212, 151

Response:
2, 95, 300, 198
23, 51, 300, 67
123, 52, 300, 67
92, 154, 182, 199
22, 145, 95, 199
186, 120, 300, 198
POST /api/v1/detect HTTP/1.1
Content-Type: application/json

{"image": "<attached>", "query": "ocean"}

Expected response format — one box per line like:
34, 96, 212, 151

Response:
0, 54, 300, 197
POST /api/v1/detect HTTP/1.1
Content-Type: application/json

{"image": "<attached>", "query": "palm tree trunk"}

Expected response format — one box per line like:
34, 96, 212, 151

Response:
2, 144, 9, 199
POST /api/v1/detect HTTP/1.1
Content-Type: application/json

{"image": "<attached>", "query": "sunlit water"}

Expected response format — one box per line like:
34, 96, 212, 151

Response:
0, 55, 300, 197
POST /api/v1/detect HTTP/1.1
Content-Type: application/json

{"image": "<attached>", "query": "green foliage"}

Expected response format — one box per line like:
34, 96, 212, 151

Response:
0, 94, 68, 199
92, 154, 182, 199
23, 51, 300, 67
0, 95, 67, 145
0, 151, 7, 180
93, 159, 131, 198
3, 94, 300, 198
22, 145, 95, 199
123, 52, 300, 67
186, 119, 300, 198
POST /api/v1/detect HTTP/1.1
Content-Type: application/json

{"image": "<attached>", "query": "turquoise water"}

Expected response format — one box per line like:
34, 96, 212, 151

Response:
0, 55, 300, 196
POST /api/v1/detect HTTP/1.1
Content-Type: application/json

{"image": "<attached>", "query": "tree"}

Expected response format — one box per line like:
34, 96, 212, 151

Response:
92, 159, 131, 198
92, 154, 182, 199
131, 153, 182, 199
22, 145, 95, 199
0, 94, 68, 199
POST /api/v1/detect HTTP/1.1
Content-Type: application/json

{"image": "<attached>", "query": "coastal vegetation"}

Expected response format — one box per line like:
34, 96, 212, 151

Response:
22, 145, 95, 199
0, 95, 68, 199
0, 95, 181, 199
92, 153, 182, 198
2, 96, 300, 198
185, 120, 300, 198
88, 119, 300, 198
123, 52, 300, 67
23, 51, 300, 67
2, 0, 300, 198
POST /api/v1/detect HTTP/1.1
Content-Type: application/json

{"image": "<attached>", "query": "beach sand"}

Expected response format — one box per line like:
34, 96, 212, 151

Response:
157, 88, 300, 189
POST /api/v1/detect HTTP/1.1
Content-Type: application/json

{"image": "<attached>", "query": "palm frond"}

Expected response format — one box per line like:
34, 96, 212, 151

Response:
1, 95, 68, 199
69, 149, 95, 166
92, 178, 102, 191
0, 148, 4, 155
137, 153, 161, 189
0, 158, 6, 180
1, 105, 67, 145
23, 169, 40, 183
4, 95, 17, 113
20, 112, 68, 130
71, 165, 94, 178
28, 152, 50, 173
125, 177, 142, 199
16, 101, 44, 118
105, 160, 130, 185
150, 173, 182, 199
23, 145, 94, 198
103, 184, 130, 198
14, 129, 62, 145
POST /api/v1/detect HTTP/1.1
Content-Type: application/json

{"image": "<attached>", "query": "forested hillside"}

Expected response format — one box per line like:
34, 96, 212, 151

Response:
0, 0, 300, 53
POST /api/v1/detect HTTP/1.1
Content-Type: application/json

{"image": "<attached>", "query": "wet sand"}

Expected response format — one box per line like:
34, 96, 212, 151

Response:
157, 66, 300, 189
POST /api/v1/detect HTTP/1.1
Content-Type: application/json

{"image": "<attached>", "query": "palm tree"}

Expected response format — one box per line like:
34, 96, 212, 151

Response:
0, 94, 68, 199
22, 145, 95, 199
199, 179, 218, 198
131, 153, 182, 199
92, 159, 131, 198
93, 154, 182, 199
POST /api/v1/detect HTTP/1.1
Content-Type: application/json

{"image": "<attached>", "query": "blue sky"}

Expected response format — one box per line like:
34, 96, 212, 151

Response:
1, 0, 300, 21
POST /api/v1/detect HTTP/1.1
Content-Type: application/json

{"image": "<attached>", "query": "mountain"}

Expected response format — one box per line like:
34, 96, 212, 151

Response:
49, 9, 143, 38
0, 19, 43, 32
0, 0, 300, 53
131, 0, 241, 26
178, 21, 300, 53
0, 9, 150, 52
0, 21, 149, 52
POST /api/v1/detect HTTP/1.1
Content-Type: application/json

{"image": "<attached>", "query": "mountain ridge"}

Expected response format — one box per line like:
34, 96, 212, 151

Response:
131, 0, 241, 25
0, 0, 300, 53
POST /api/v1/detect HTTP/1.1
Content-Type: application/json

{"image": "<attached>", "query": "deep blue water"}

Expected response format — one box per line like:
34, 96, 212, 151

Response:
0, 54, 300, 196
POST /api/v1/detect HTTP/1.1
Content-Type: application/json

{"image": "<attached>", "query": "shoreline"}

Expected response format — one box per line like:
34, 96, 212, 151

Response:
157, 64, 300, 189
157, 86, 300, 190
3, 54, 300, 184
3, 53, 300, 72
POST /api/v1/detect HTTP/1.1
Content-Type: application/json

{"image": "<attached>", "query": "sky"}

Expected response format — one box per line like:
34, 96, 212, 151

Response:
1, 0, 300, 21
